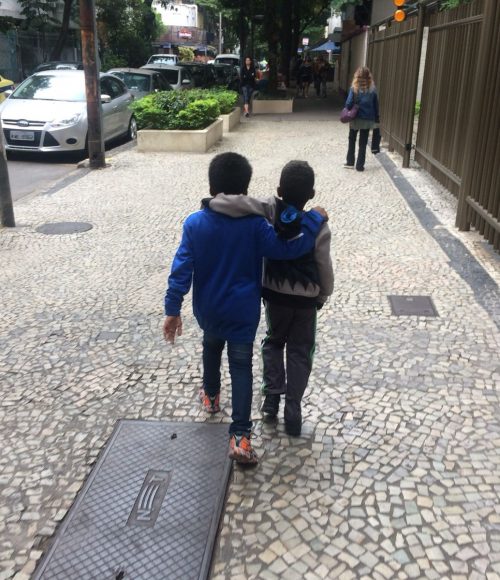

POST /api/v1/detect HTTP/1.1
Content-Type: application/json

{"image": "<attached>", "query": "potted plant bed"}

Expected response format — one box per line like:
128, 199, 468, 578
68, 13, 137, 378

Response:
138, 118, 223, 153
132, 90, 228, 153
252, 90, 294, 115
220, 106, 241, 133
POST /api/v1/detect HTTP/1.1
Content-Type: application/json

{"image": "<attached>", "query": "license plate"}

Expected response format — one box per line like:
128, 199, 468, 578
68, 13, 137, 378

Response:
10, 130, 34, 141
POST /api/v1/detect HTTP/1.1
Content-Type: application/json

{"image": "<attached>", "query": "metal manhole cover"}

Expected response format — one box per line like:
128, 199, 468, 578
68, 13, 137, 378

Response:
33, 420, 232, 580
388, 295, 438, 316
36, 222, 93, 235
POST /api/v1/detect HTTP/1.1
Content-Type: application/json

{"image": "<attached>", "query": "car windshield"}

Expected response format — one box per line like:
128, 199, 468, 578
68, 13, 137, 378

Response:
111, 72, 150, 92
11, 75, 85, 102
159, 70, 179, 84
216, 58, 238, 66
148, 55, 176, 64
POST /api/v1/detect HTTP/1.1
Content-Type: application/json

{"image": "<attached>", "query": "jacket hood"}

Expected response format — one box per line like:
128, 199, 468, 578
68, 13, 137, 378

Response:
202, 193, 273, 219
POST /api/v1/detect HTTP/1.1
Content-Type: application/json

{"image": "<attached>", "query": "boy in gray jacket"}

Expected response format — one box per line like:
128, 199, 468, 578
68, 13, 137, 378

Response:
207, 160, 334, 436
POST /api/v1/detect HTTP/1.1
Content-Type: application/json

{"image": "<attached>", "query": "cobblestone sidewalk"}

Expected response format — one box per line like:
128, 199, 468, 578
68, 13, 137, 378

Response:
1, 104, 499, 580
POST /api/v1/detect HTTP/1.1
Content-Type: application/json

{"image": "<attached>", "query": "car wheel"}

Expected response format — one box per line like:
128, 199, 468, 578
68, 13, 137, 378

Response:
128, 116, 137, 141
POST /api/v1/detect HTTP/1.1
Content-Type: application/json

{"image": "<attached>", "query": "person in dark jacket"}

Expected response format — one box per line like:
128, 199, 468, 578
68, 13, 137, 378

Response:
207, 161, 334, 437
343, 66, 379, 172
163, 152, 328, 464
240, 56, 256, 118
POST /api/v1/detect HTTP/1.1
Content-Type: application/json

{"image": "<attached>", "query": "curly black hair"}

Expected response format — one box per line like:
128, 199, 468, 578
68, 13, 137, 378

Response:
279, 160, 315, 209
209, 152, 253, 196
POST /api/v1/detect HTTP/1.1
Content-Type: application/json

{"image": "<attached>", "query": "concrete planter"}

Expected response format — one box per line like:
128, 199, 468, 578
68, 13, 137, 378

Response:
220, 107, 241, 133
252, 98, 294, 115
137, 118, 223, 153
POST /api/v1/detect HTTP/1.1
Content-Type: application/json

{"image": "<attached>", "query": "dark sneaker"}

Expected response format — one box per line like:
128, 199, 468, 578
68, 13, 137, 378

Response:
284, 420, 302, 437
199, 388, 220, 414
356, 166, 365, 172
261, 394, 280, 419
284, 400, 302, 436
343, 163, 355, 169
229, 434, 258, 465
371, 149, 380, 155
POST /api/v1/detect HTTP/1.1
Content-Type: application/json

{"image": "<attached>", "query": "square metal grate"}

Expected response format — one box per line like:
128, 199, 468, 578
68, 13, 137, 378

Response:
388, 295, 438, 317
33, 420, 232, 580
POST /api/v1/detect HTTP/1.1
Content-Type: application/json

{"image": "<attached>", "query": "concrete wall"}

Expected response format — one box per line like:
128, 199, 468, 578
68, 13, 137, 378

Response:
339, 31, 368, 93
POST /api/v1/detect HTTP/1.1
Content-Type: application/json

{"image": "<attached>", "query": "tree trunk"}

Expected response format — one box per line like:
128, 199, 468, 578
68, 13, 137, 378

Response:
291, 0, 301, 64
50, 0, 73, 61
279, 0, 292, 85
264, 0, 280, 91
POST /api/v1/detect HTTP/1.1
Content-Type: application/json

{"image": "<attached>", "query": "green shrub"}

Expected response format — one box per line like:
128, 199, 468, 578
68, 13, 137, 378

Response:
178, 46, 195, 62
415, 101, 421, 116
130, 94, 170, 129
131, 88, 235, 130
173, 99, 220, 130
210, 90, 238, 114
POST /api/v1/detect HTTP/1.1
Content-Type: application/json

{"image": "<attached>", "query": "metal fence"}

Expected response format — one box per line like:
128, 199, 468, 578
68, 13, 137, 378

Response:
415, 1, 484, 196
368, 0, 500, 251
367, 16, 419, 162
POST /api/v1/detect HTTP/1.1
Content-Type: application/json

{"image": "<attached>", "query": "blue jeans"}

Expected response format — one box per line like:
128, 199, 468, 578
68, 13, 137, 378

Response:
241, 85, 253, 105
202, 333, 253, 435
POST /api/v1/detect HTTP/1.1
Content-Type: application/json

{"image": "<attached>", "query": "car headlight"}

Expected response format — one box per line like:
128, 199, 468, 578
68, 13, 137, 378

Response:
48, 113, 82, 128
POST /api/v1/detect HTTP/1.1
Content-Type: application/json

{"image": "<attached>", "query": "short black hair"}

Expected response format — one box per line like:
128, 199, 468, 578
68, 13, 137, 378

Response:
209, 152, 253, 196
279, 160, 315, 209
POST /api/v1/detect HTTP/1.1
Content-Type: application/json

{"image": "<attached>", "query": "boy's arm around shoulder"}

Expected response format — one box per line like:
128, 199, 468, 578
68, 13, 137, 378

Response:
257, 208, 326, 260
315, 222, 334, 304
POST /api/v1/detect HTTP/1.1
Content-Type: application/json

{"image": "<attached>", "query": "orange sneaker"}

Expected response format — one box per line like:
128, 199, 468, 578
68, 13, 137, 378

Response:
228, 434, 258, 465
199, 388, 220, 413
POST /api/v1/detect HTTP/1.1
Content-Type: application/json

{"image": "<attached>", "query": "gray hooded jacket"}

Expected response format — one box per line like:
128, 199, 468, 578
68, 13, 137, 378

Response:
206, 194, 334, 306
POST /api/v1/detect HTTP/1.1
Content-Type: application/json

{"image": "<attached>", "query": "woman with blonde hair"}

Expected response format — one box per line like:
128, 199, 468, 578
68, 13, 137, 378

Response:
343, 66, 379, 172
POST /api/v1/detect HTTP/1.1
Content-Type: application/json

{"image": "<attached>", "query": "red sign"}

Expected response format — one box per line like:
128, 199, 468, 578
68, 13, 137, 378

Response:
179, 28, 192, 39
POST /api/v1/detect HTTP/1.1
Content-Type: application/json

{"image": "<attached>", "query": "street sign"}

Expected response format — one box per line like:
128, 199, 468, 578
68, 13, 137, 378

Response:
302, 37, 309, 46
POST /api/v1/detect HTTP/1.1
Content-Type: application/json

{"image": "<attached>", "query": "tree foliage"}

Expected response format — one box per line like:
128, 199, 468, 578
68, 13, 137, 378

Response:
96, 0, 164, 69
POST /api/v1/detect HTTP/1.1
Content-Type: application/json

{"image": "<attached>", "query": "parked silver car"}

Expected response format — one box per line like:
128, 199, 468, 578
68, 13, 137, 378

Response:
0, 70, 136, 153
140, 64, 193, 91
107, 68, 172, 99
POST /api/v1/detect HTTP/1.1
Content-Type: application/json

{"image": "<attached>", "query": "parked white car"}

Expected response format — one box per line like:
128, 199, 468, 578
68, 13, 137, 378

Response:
214, 54, 241, 68
0, 70, 136, 153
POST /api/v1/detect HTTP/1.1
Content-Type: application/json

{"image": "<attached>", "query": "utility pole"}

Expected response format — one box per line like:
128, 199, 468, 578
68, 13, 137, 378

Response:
0, 134, 15, 227
218, 12, 223, 54
79, 0, 105, 169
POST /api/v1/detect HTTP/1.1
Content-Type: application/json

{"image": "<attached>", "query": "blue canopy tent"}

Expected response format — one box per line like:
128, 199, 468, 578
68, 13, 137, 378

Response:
310, 40, 340, 53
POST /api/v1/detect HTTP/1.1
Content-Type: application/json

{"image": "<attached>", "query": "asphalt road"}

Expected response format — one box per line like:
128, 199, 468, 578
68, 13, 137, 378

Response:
7, 139, 134, 202
7, 151, 85, 201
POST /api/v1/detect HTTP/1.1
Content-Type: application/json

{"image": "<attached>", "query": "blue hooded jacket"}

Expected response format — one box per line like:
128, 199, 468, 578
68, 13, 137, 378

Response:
164, 203, 324, 343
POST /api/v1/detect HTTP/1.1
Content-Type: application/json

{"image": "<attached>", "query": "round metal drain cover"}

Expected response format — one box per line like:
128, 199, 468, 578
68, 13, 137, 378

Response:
36, 222, 93, 235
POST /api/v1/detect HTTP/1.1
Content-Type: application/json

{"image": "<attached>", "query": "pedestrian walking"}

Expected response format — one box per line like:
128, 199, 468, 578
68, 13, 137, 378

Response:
163, 153, 328, 465
260, 161, 334, 436
207, 161, 334, 437
313, 57, 322, 97
240, 56, 256, 118
319, 58, 330, 98
299, 57, 313, 98
343, 67, 379, 172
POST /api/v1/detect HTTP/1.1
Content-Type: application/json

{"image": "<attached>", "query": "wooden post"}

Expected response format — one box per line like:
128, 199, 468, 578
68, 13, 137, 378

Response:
403, 2, 425, 168
0, 135, 15, 227
79, 0, 105, 169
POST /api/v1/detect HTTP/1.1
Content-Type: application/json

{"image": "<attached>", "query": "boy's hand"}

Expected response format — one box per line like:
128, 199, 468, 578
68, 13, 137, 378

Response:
312, 206, 329, 222
163, 315, 183, 344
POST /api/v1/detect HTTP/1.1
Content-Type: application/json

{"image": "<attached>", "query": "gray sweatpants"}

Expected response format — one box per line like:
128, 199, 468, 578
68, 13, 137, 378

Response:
261, 301, 317, 422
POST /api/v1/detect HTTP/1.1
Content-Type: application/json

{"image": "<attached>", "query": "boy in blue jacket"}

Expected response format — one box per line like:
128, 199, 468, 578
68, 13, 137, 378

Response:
163, 152, 327, 464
